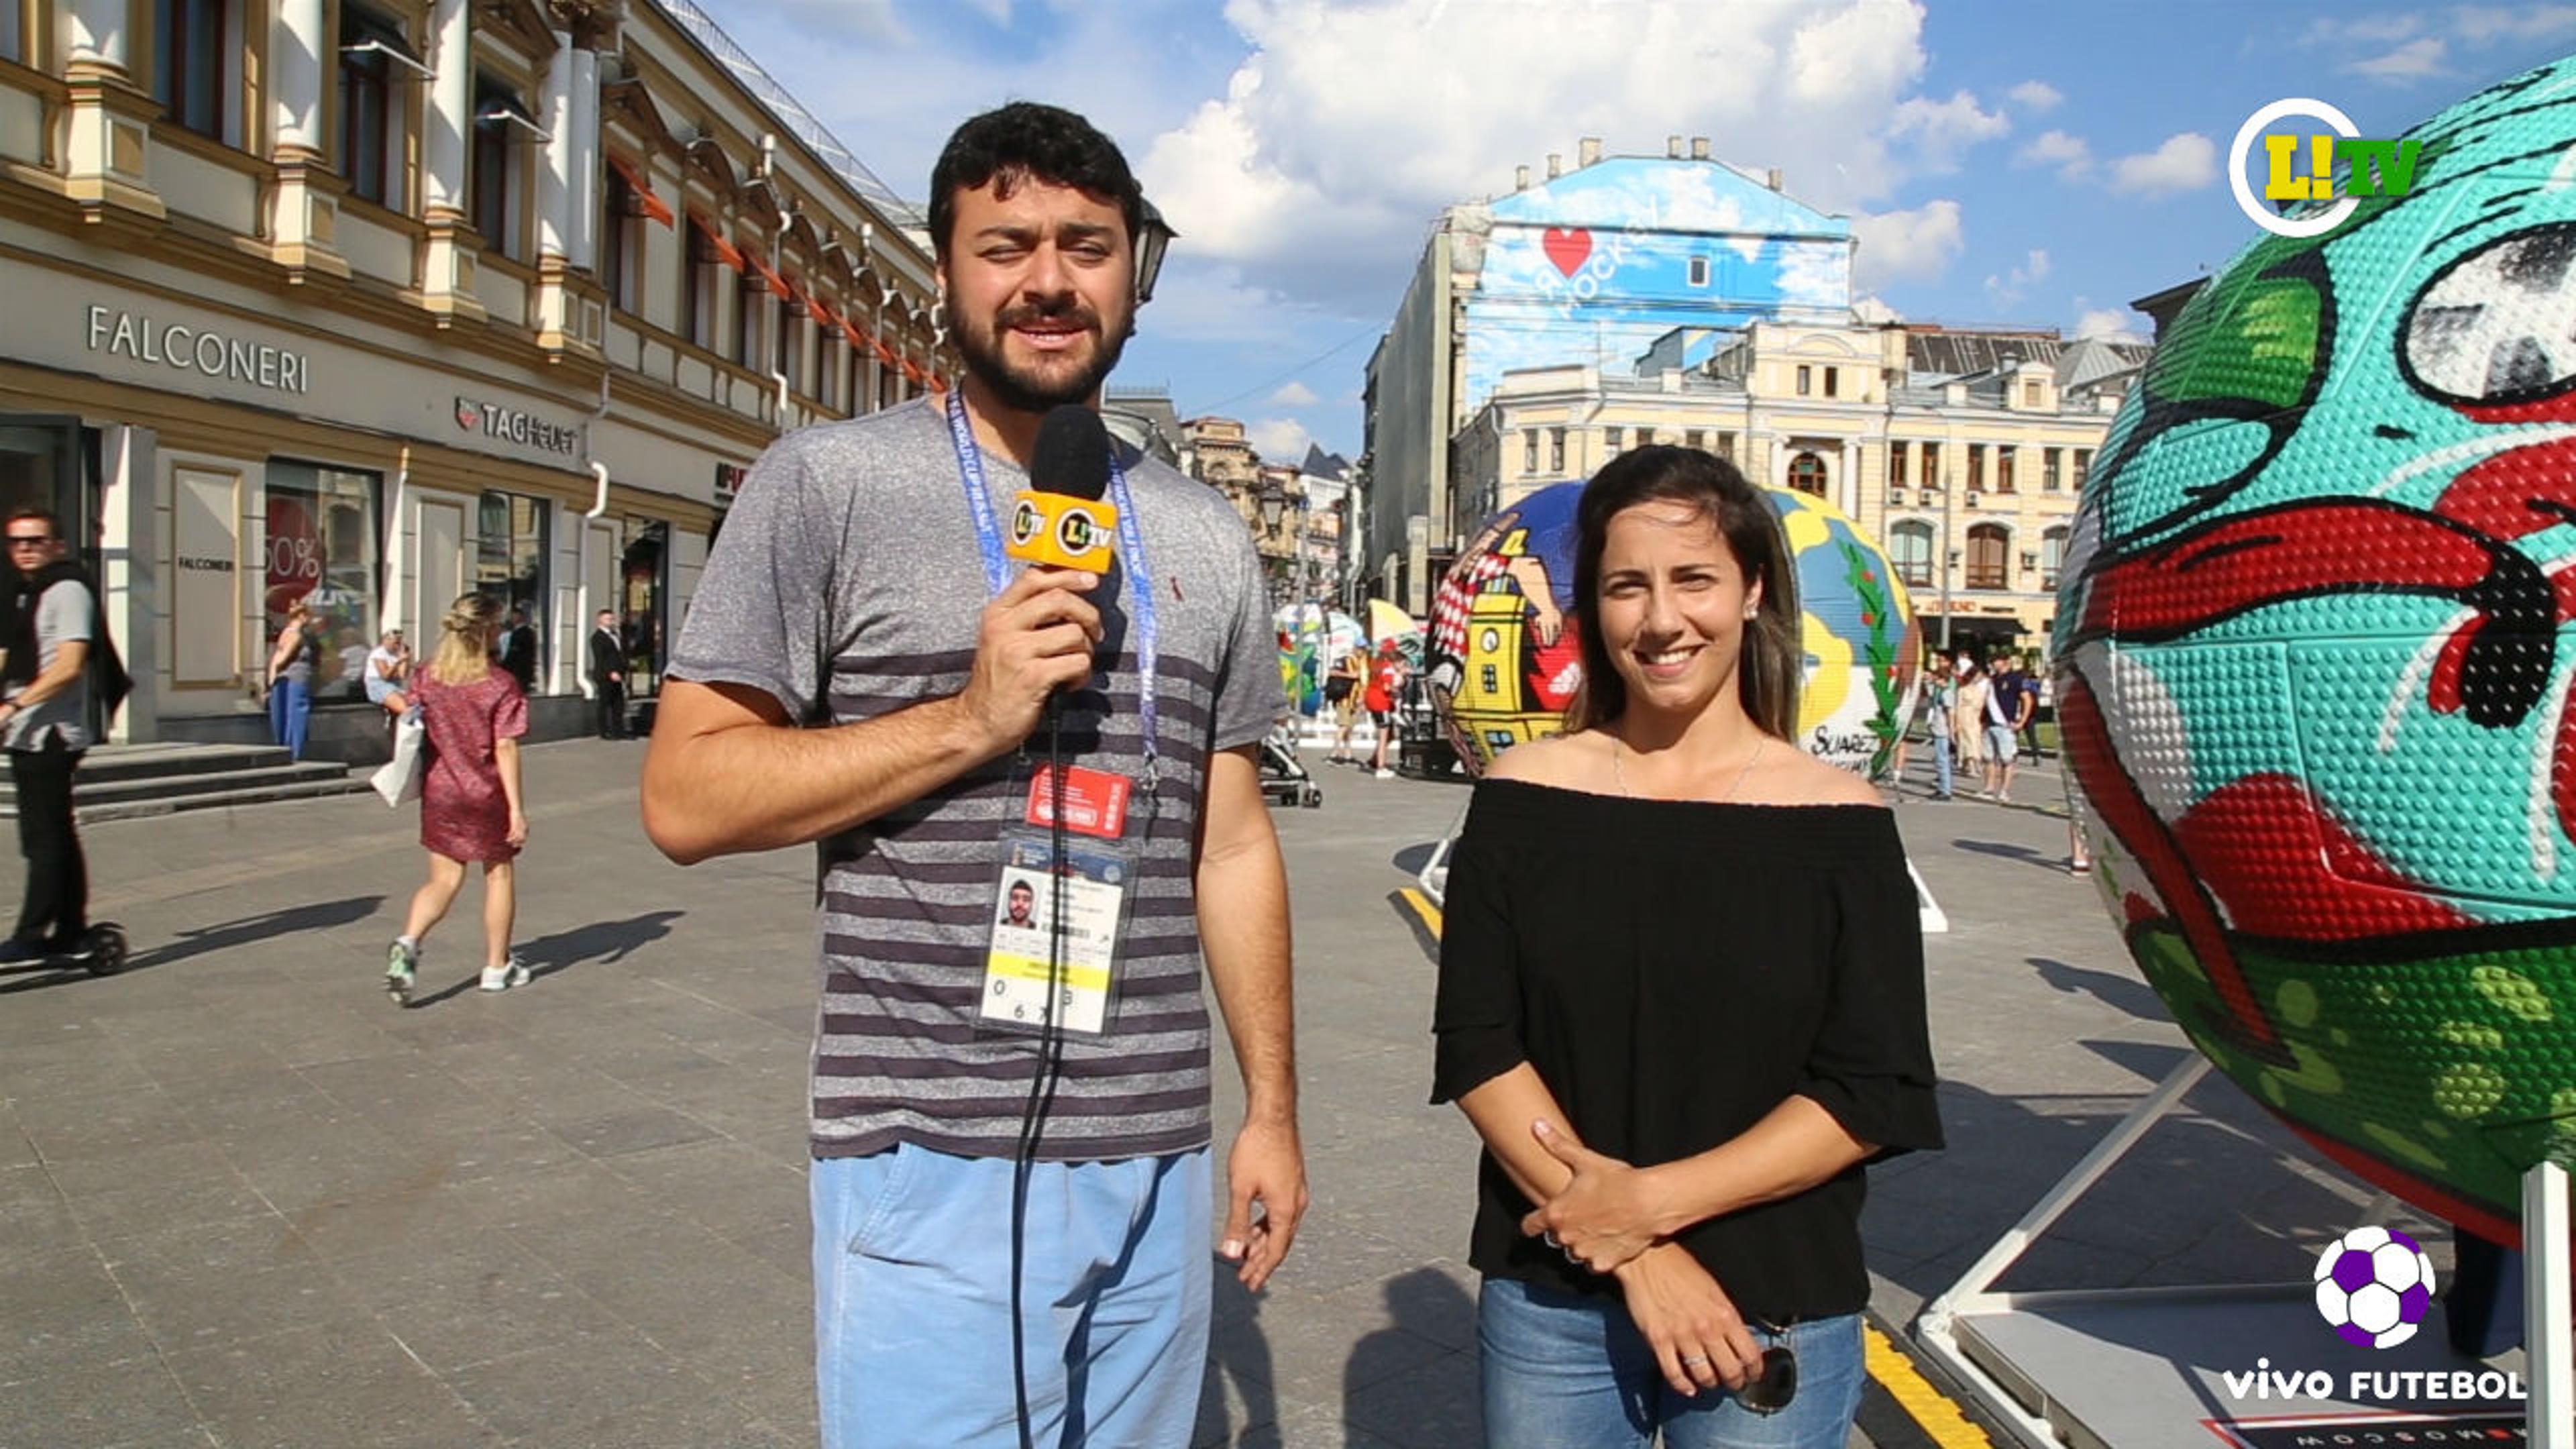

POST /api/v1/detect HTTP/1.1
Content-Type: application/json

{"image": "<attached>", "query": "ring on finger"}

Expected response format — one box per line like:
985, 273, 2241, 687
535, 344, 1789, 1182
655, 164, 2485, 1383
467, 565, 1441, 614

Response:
1681, 1354, 1711, 1367
1543, 1230, 1561, 1249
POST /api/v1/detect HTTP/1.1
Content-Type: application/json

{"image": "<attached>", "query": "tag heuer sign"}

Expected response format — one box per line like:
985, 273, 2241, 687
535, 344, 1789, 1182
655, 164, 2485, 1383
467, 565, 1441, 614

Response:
453, 396, 578, 456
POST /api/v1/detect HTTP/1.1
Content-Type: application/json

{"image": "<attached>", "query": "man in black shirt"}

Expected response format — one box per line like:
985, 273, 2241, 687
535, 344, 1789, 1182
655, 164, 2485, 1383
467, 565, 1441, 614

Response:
586, 609, 627, 739
499, 607, 539, 694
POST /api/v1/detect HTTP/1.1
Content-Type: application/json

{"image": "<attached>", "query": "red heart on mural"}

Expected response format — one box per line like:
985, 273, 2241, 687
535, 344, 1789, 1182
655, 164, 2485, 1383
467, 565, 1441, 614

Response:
1542, 227, 1592, 278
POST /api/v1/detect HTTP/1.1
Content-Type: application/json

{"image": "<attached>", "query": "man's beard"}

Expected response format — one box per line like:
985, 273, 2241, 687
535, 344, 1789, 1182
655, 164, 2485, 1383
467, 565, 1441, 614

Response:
947, 294, 1132, 413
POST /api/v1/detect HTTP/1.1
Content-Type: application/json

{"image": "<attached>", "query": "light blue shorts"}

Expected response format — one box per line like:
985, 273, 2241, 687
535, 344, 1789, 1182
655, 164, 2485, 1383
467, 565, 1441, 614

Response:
810, 1142, 1212, 1449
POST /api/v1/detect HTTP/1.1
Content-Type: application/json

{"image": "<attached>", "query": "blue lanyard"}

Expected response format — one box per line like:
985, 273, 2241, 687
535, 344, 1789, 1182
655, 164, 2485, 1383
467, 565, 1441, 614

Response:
946, 391, 1160, 775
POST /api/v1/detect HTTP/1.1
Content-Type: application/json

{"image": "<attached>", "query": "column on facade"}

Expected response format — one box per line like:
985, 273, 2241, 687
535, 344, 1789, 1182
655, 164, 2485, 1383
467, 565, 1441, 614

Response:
1837, 439, 1858, 519
531, 30, 580, 351
418, 0, 485, 323
263, 0, 350, 278
60, 0, 164, 219
567, 47, 600, 274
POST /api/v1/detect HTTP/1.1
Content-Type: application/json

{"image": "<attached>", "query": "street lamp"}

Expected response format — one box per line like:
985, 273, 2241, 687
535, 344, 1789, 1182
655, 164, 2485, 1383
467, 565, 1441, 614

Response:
1258, 477, 1287, 604
1134, 199, 1176, 305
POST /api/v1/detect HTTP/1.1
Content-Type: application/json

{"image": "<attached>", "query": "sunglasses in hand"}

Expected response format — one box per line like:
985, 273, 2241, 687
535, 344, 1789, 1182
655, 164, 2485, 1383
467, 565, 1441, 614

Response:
1735, 1326, 1799, 1415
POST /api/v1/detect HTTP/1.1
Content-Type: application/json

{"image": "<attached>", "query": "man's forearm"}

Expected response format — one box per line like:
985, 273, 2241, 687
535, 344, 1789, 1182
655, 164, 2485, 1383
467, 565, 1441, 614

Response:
13, 655, 83, 707
643, 694, 1001, 864
1197, 839, 1297, 1122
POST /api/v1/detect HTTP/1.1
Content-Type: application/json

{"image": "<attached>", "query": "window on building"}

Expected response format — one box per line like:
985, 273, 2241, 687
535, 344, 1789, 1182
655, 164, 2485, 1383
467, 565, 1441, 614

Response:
154, 0, 235, 141
2041, 525, 2068, 591
1605, 427, 1623, 457
1823, 368, 1839, 398
336, 5, 405, 207
1549, 428, 1565, 472
476, 491, 550, 684
1788, 451, 1827, 497
1685, 429, 1705, 452
265, 461, 382, 698
1967, 443, 1985, 492
602, 164, 643, 315
2073, 448, 2092, 492
1890, 520, 1934, 588
775, 285, 799, 388
879, 362, 901, 411
1921, 441, 1941, 489
1635, 427, 1653, 447
1522, 429, 1538, 475
1998, 445, 2016, 492
0, 3, 20, 62
2043, 447, 2061, 491
1688, 256, 1710, 287
1966, 523, 2009, 590
1715, 433, 1735, 462
2024, 378, 2044, 409
470, 74, 529, 260
682, 221, 717, 349
1796, 365, 1812, 396
737, 272, 764, 371
1888, 439, 1908, 486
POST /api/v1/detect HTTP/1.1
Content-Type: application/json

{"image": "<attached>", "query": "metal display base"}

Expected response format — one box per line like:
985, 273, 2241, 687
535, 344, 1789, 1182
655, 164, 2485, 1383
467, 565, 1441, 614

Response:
1916, 1057, 2573, 1449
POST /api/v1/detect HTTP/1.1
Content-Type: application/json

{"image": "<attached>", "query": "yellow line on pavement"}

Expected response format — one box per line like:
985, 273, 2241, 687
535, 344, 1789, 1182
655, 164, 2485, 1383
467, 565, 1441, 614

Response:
1866, 1325, 1994, 1449
1387, 885, 1986, 1449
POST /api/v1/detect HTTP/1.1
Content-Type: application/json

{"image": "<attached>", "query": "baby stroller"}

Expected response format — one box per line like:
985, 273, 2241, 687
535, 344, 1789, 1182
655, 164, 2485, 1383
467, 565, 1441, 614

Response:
1258, 718, 1324, 808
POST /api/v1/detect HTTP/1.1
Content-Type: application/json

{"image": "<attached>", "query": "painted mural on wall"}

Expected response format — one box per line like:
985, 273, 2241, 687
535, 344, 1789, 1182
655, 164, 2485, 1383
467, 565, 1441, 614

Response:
1427, 479, 1917, 776
2051, 57, 2576, 1248
1457, 158, 1854, 413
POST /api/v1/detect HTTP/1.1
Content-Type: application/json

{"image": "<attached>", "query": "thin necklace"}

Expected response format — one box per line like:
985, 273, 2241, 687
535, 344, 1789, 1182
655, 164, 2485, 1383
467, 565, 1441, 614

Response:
1611, 732, 1768, 802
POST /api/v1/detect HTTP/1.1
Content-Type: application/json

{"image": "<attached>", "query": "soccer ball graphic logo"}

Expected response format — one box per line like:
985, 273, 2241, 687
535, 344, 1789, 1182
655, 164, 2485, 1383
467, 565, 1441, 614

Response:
2312, 1227, 2436, 1349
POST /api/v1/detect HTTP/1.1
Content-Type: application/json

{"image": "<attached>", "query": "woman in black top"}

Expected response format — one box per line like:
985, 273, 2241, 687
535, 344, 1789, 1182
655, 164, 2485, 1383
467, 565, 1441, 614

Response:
1432, 447, 1941, 1449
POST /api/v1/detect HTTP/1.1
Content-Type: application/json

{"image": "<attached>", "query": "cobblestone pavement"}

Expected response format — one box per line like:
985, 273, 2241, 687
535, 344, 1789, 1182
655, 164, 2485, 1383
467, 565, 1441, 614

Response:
0, 739, 2409, 1448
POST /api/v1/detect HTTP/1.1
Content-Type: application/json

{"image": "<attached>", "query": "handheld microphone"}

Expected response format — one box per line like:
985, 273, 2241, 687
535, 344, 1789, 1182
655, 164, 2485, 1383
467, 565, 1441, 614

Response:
1008, 406, 1118, 574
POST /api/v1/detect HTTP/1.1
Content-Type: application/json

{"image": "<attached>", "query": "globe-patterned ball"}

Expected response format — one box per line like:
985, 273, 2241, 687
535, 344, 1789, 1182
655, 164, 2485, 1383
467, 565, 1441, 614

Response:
2051, 57, 2576, 1248
1426, 479, 1919, 775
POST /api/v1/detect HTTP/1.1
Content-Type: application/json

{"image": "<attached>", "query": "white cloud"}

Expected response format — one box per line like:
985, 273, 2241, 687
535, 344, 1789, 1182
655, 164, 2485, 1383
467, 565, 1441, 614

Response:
2015, 129, 2094, 180
1269, 380, 1320, 407
1851, 200, 1963, 286
2007, 80, 2063, 113
2076, 307, 2151, 341
2349, 36, 2453, 80
1248, 417, 1312, 463
2110, 133, 2218, 196
2452, 5, 2576, 44
1985, 249, 2051, 308
1888, 89, 2011, 172
1136, 0, 1941, 310
2300, 13, 2423, 44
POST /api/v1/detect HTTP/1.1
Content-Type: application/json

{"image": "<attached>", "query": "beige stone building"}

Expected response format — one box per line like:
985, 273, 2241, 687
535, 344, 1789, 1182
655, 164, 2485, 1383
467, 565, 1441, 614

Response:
0, 0, 951, 757
1450, 320, 2145, 654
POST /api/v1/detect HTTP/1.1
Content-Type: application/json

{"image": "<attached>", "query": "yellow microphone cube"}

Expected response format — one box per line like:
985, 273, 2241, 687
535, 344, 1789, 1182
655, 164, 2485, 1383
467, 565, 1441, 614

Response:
1004, 490, 1120, 574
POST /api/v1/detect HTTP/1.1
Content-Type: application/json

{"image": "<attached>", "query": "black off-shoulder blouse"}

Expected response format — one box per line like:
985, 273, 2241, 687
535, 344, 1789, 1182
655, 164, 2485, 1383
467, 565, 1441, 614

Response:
1431, 778, 1943, 1323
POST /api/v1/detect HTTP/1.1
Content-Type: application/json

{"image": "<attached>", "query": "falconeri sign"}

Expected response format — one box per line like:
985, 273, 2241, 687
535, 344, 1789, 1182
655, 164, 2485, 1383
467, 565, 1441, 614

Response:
85, 305, 311, 394
454, 396, 579, 456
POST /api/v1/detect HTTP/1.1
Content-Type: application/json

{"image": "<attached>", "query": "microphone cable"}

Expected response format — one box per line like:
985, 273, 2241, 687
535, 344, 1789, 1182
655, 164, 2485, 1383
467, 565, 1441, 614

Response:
1010, 699, 1071, 1449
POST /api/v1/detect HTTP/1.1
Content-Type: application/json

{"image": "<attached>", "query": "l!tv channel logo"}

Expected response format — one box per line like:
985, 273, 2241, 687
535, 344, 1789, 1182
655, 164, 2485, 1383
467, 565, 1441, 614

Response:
2313, 1226, 2436, 1350
2230, 98, 2423, 238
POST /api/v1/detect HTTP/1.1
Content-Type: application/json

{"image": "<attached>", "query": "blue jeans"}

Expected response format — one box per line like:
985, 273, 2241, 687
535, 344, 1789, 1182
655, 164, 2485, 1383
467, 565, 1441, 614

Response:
268, 678, 311, 761
1479, 1276, 1865, 1449
1931, 731, 1955, 798
811, 1143, 1211, 1449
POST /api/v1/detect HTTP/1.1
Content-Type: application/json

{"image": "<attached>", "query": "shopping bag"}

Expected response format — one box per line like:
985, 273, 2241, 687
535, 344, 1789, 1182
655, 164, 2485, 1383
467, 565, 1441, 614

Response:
371, 710, 425, 806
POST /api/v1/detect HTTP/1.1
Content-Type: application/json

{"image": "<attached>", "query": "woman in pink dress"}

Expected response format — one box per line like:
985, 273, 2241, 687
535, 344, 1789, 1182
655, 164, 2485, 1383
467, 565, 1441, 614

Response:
384, 592, 531, 1002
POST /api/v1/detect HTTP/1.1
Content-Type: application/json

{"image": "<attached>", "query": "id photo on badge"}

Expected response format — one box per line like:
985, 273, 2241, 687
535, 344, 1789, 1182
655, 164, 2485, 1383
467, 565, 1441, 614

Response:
997, 871, 1046, 932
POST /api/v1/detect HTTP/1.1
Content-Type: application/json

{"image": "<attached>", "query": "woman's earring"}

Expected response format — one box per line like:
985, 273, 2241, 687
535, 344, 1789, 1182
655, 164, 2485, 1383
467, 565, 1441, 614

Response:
1746, 604, 1759, 620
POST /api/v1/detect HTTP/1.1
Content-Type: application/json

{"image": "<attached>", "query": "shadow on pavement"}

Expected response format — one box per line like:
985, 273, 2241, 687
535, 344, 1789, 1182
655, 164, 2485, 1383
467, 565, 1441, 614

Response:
126, 894, 388, 972
1392, 841, 1438, 877
399, 910, 686, 1008
2031, 957, 2171, 1022
1346, 1267, 1477, 1444
1199, 1265, 1280, 1447
1950, 838, 2066, 872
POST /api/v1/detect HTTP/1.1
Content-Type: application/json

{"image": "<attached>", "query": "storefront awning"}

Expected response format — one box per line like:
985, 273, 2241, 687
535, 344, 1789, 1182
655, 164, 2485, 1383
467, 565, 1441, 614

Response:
607, 152, 676, 227
743, 249, 792, 301
808, 294, 838, 327
687, 211, 745, 272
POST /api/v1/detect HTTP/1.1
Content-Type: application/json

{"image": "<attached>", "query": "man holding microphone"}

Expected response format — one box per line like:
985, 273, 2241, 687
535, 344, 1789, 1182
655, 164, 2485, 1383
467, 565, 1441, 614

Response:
642, 103, 1304, 1448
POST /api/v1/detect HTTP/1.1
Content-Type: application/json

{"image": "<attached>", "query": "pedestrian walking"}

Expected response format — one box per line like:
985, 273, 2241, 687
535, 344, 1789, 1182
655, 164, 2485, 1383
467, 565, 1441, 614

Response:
1985, 652, 2031, 804
1366, 643, 1407, 778
640, 102, 1305, 1449
587, 609, 628, 739
2024, 661, 2051, 761
1326, 644, 1365, 763
1432, 446, 1941, 1449
0, 509, 110, 965
1951, 654, 1988, 781
1923, 664, 1957, 801
264, 600, 321, 761
384, 592, 531, 1003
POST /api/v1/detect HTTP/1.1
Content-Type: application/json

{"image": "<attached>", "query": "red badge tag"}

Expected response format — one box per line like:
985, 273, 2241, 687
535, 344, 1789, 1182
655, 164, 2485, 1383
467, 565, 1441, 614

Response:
1026, 766, 1133, 840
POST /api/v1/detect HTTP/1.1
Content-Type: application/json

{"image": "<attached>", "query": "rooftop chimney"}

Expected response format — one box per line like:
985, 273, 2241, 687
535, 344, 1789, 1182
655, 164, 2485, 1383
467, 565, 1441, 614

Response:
1547, 152, 1562, 179
1690, 136, 1710, 160
1579, 137, 1603, 168
1515, 164, 1530, 191
1766, 167, 1784, 191
1667, 135, 1682, 158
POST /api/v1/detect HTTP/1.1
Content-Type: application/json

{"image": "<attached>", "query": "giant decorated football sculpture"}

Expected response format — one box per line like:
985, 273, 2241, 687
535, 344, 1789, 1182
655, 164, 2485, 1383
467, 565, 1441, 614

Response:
2052, 58, 2576, 1248
1426, 478, 1919, 777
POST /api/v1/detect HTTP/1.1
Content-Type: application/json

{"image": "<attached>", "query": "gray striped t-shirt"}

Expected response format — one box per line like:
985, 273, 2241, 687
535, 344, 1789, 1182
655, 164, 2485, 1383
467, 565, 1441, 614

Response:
669, 399, 1280, 1163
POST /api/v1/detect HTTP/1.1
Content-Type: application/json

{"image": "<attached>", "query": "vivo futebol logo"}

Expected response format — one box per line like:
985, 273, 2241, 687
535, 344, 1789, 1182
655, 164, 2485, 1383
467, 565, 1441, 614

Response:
2222, 1358, 2529, 1404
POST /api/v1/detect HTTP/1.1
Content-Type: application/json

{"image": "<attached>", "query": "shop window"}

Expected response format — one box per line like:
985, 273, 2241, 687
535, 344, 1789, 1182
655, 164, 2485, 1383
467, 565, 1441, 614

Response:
1966, 523, 2009, 590
476, 491, 549, 686
1788, 451, 1827, 497
1890, 521, 1934, 588
470, 73, 535, 261
2041, 525, 2068, 591
621, 520, 667, 696
266, 462, 382, 701
336, 5, 409, 208
154, 0, 237, 142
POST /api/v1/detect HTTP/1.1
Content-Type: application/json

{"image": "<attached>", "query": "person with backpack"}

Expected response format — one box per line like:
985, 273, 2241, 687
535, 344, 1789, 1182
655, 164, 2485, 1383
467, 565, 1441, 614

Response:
0, 507, 123, 965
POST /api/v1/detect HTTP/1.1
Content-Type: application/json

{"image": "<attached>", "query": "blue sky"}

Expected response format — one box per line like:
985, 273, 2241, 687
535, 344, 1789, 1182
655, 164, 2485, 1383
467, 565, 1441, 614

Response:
694, 0, 2576, 462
